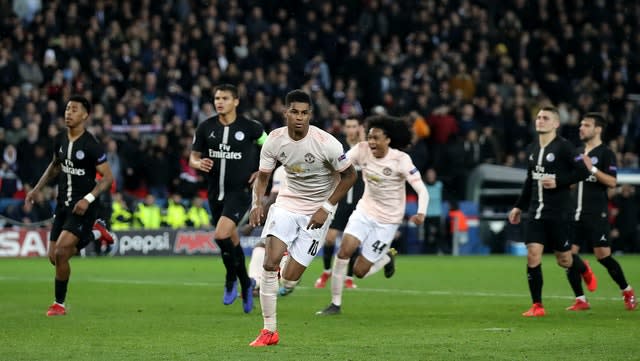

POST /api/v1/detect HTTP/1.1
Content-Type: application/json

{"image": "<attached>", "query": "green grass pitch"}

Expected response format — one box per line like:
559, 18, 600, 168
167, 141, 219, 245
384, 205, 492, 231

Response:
1, 255, 639, 361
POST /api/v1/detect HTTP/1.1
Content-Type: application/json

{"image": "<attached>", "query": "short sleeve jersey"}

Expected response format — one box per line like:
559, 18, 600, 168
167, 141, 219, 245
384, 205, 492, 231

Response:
348, 142, 422, 224
573, 144, 617, 220
259, 125, 351, 215
515, 136, 591, 220
192, 115, 265, 199
54, 131, 107, 207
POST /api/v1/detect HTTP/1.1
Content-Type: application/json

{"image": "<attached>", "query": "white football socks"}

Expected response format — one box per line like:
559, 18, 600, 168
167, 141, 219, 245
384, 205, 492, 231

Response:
331, 257, 349, 306
260, 269, 278, 332
364, 254, 390, 278
248, 246, 265, 284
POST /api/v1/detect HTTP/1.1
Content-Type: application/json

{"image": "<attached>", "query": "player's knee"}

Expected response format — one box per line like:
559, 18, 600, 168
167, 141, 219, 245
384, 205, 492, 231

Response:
353, 270, 367, 279
526, 254, 540, 266
353, 266, 368, 279
214, 231, 233, 240
262, 261, 279, 272
54, 246, 72, 262
336, 249, 352, 259
48, 255, 55, 266
557, 257, 572, 268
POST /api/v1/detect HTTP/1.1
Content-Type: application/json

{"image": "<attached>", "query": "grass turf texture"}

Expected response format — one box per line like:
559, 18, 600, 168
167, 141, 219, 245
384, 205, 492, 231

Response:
1, 255, 638, 361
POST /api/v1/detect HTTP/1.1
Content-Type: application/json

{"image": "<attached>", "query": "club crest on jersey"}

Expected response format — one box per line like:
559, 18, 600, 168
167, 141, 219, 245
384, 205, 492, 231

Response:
304, 153, 315, 163
591, 156, 598, 165
235, 131, 245, 141
76, 150, 85, 160
383, 167, 392, 176
546, 153, 555, 162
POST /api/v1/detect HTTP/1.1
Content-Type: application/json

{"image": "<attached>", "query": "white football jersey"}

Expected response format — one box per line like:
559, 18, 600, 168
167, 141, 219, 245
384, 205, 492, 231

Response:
259, 125, 351, 215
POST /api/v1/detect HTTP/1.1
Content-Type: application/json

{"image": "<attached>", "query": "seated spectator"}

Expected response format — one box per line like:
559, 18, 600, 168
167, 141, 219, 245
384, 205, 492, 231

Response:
164, 193, 188, 229
187, 196, 211, 228
0, 145, 22, 198
133, 194, 163, 229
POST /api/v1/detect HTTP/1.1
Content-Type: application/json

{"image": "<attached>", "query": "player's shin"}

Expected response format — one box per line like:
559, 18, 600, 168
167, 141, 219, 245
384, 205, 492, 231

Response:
599, 255, 629, 290
323, 244, 335, 270
566, 267, 585, 298
233, 244, 251, 289
249, 246, 265, 284
215, 238, 237, 288
527, 264, 543, 304
331, 257, 349, 306
54, 278, 69, 304
260, 270, 278, 331
364, 254, 390, 277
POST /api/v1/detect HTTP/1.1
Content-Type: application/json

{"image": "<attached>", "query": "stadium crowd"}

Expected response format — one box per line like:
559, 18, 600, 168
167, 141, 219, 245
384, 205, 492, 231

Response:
0, 0, 639, 252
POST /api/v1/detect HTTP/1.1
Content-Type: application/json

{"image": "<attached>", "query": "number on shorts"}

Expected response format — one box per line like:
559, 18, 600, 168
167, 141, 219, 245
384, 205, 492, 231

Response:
308, 239, 319, 256
371, 240, 387, 254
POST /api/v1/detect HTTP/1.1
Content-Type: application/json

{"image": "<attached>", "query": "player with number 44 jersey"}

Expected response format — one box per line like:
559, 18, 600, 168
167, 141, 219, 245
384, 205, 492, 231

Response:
316, 115, 429, 317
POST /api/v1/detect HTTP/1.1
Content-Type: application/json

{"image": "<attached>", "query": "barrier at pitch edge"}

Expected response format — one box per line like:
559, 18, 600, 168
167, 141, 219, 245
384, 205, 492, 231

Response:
0, 228, 264, 257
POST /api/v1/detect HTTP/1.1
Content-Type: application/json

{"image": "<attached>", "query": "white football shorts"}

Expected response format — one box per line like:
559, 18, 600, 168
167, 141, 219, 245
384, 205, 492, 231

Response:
344, 208, 399, 263
260, 204, 332, 267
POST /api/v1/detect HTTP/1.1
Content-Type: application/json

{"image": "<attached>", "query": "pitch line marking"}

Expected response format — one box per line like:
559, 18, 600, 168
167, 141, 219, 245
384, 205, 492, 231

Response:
0, 275, 624, 302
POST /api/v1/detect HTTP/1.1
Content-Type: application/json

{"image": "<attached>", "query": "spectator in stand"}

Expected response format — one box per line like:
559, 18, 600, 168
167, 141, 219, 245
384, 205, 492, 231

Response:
187, 197, 211, 228
4, 192, 52, 225
424, 168, 446, 254
610, 185, 639, 254
133, 194, 162, 229
164, 193, 188, 229
19, 142, 49, 188
143, 134, 175, 199
110, 192, 132, 231
0, 145, 22, 198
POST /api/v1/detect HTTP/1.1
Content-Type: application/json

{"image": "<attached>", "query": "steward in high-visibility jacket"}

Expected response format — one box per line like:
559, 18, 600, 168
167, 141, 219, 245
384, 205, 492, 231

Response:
187, 197, 211, 228
165, 194, 188, 229
133, 194, 162, 229
110, 193, 132, 231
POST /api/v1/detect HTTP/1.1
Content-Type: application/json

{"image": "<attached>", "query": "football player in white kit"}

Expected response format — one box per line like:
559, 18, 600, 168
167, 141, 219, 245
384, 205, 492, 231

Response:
316, 115, 429, 316
248, 89, 356, 346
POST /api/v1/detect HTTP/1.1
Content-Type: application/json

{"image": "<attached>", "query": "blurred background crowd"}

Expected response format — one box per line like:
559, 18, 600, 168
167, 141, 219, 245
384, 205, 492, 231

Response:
1, 0, 639, 251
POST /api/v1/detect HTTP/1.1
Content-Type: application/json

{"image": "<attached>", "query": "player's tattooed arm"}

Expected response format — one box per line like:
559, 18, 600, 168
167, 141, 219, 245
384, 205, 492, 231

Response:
93, 161, 114, 196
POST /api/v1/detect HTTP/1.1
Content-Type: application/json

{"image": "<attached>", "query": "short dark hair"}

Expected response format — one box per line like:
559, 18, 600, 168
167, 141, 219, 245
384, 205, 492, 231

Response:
366, 115, 412, 150
343, 115, 362, 125
539, 105, 559, 120
214, 84, 239, 98
583, 112, 607, 130
285, 89, 312, 109
68, 94, 91, 114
